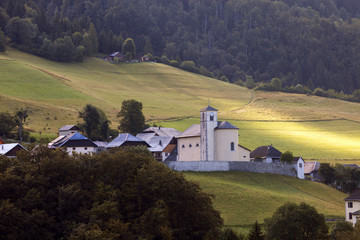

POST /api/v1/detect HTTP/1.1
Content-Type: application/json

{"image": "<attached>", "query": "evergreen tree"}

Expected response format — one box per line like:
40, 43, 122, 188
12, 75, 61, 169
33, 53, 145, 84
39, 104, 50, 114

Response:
117, 99, 145, 135
247, 220, 264, 240
0, 28, 5, 52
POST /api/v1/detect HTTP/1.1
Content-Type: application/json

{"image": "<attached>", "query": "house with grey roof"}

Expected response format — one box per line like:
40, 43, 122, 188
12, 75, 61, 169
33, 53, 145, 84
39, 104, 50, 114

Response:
176, 106, 250, 162
106, 133, 150, 149
0, 143, 27, 158
48, 132, 98, 155
58, 125, 80, 137
250, 145, 282, 163
304, 161, 321, 181
345, 190, 360, 226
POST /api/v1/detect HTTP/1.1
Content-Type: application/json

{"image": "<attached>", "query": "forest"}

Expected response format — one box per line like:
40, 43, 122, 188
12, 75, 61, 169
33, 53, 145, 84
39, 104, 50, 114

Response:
1, 0, 360, 93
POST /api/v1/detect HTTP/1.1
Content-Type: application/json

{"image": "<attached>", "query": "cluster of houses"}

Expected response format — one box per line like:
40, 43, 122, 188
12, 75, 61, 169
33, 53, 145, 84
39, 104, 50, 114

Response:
105, 52, 151, 63
0, 105, 359, 226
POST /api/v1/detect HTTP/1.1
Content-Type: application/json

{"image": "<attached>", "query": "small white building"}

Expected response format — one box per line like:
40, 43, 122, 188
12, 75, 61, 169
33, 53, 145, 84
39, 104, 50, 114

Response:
58, 125, 80, 136
345, 190, 360, 226
176, 106, 250, 162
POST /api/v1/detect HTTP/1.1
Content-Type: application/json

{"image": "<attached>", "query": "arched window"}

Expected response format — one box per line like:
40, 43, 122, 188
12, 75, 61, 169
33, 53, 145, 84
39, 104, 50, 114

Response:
210, 112, 214, 121
189, 144, 192, 148
230, 142, 235, 151
196, 143, 199, 147
182, 144, 185, 148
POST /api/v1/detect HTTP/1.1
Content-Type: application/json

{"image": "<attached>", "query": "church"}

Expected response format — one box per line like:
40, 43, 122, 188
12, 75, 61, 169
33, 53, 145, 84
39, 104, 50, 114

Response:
176, 106, 250, 161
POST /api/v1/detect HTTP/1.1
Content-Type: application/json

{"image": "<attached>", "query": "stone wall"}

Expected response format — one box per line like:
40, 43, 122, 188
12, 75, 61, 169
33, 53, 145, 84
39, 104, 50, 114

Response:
164, 161, 298, 178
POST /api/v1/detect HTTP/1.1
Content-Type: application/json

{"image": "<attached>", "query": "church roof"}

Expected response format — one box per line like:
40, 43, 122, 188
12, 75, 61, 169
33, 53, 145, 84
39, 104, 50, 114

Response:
176, 124, 201, 138
200, 106, 218, 112
216, 121, 239, 129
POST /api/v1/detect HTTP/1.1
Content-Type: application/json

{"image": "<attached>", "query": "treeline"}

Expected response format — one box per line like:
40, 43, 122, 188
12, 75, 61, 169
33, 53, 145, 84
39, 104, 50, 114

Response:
319, 163, 360, 194
1, 0, 360, 93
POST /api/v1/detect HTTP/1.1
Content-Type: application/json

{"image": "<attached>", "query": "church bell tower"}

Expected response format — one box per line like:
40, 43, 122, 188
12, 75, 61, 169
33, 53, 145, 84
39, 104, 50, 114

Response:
200, 106, 218, 161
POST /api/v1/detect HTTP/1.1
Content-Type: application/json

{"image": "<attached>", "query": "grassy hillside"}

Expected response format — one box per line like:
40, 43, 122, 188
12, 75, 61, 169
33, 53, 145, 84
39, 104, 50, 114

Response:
1, 48, 360, 161
184, 172, 348, 232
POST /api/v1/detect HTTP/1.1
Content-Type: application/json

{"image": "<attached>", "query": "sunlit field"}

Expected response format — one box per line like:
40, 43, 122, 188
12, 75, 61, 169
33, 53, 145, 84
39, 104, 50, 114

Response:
1, 49, 360, 161
184, 172, 347, 232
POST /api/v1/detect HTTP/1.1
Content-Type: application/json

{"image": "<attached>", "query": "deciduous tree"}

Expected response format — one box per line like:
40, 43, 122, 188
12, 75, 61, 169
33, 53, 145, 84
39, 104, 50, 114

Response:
117, 99, 145, 135
264, 202, 328, 240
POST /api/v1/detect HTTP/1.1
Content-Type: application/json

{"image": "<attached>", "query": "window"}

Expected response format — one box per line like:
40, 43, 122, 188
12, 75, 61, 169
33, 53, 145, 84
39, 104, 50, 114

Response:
165, 153, 168, 156
189, 144, 192, 148
182, 145, 185, 148
348, 202, 353, 208
196, 143, 199, 147
350, 213, 353, 219
210, 112, 214, 121
84, 147, 88, 150
299, 163, 302, 168
72, 147, 76, 151
230, 142, 235, 151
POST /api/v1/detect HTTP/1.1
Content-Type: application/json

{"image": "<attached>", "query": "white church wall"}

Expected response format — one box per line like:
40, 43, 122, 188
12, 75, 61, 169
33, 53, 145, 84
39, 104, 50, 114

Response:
238, 146, 250, 161
177, 137, 200, 161
214, 129, 239, 161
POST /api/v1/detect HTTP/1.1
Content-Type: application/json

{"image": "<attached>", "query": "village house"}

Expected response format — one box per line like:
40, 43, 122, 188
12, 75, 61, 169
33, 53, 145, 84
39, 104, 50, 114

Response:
176, 106, 250, 162
106, 133, 149, 149
345, 190, 360, 226
48, 132, 98, 155
58, 125, 80, 137
250, 145, 282, 163
136, 127, 180, 161
105, 52, 124, 62
0, 143, 27, 158
304, 161, 321, 181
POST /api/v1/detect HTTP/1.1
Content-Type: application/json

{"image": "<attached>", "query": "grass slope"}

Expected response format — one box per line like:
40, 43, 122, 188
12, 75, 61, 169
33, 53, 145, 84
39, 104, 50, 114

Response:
1, 49, 360, 161
184, 172, 348, 231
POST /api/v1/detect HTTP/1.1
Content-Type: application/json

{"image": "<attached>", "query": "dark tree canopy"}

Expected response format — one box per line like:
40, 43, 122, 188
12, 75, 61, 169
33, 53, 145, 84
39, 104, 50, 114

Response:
117, 99, 145, 135
122, 38, 136, 60
78, 104, 110, 141
280, 151, 294, 163
0, 146, 223, 239
264, 202, 328, 240
0, 112, 16, 137
1, 0, 360, 93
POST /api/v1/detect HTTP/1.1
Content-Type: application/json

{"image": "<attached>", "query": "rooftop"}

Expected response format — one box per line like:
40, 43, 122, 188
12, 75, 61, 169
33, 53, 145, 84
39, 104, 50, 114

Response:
200, 106, 218, 112
177, 124, 201, 138
107, 133, 149, 148
345, 189, 360, 201
250, 145, 282, 158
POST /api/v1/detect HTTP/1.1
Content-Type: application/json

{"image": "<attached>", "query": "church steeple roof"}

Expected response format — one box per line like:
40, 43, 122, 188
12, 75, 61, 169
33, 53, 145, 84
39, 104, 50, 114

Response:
200, 106, 218, 112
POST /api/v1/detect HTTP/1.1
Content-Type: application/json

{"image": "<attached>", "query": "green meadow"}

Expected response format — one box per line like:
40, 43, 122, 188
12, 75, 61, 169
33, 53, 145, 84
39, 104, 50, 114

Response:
1, 48, 360, 162
184, 172, 348, 232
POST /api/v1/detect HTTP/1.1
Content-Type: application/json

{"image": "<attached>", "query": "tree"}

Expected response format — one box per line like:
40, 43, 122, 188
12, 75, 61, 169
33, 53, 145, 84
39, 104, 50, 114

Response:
280, 151, 294, 163
335, 222, 360, 240
0, 28, 5, 52
117, 99, 145, 135
271, 78, 282, 90
319, 163, 336, 185
122, 38, 136, 59
79, 104, 110, 141
0, 112, 16, 137
143, 36, 153, 55
330, 221, 353, 239
248, 220, 264, 240
5, 17, 37, 46
15, 109, 28, 142
0, 146, 223, 239
264, 202, 328, 240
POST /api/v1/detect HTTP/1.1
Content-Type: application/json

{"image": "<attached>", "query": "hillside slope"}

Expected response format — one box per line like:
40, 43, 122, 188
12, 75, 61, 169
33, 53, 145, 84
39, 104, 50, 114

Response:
184, 172, 348, 230
1, 49, 360, 161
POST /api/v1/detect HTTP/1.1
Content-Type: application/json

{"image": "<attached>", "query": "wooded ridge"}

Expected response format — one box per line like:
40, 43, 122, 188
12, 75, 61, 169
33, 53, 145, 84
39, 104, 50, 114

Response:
1, 0, 360, 93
